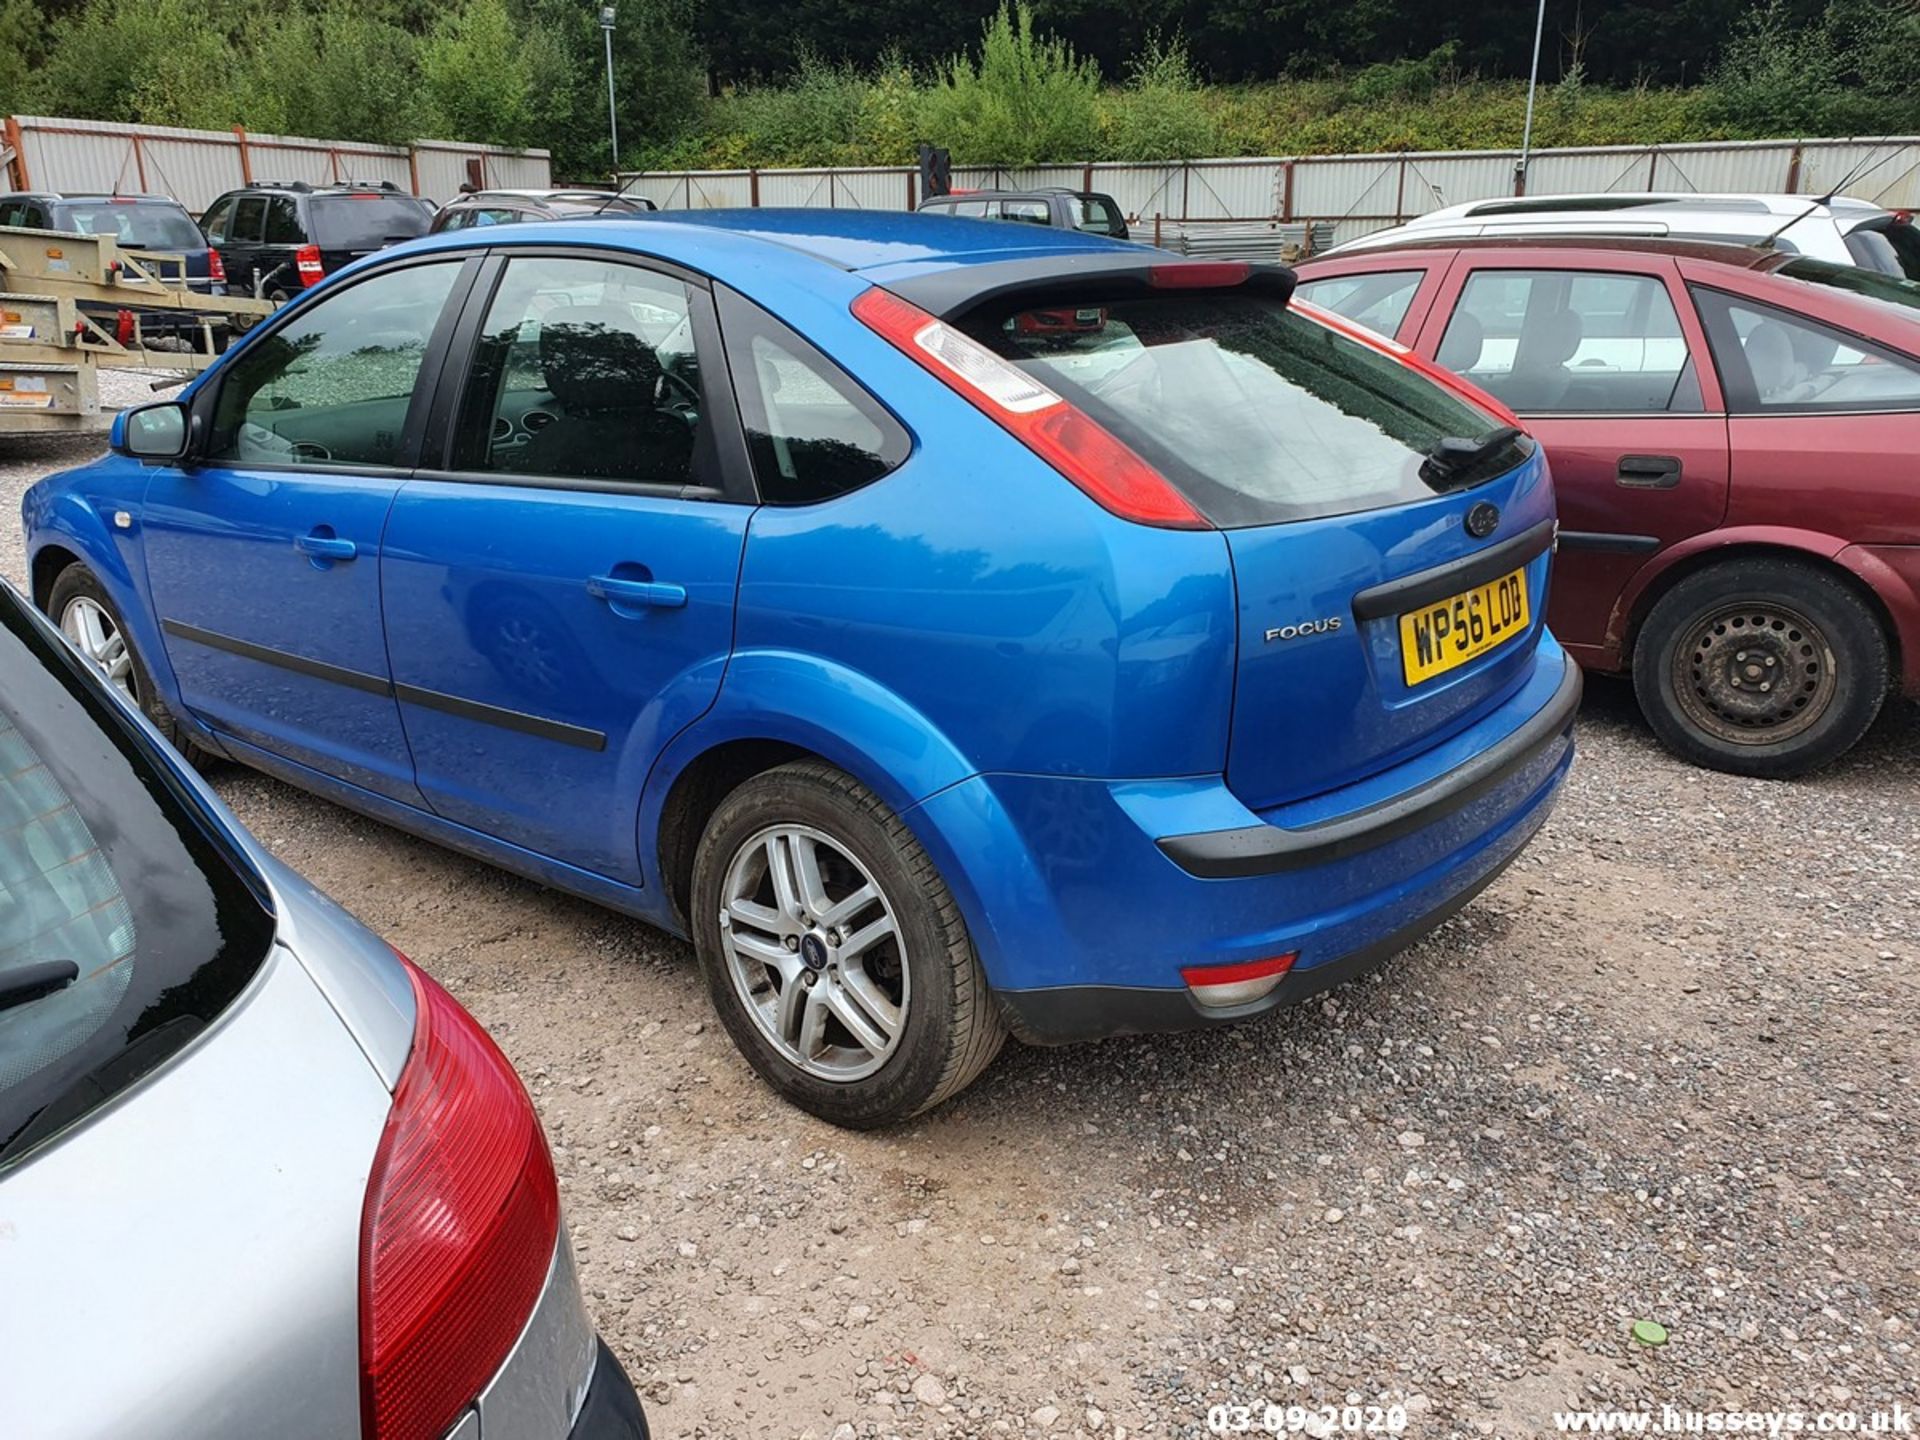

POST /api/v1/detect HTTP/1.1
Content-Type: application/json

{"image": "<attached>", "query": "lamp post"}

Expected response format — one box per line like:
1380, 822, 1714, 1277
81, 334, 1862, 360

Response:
599, 4, 619, 175
1516, 0, 1547, 194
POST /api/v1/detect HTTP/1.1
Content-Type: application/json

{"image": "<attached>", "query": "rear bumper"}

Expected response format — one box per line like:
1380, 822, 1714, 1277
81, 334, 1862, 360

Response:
570, 1341, 649, 1440
1159, 655, 1580, 877
911, 640, 1577, 1043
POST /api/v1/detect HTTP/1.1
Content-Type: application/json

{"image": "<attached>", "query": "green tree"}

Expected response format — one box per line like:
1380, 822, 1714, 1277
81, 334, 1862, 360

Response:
0, 0, 47, 111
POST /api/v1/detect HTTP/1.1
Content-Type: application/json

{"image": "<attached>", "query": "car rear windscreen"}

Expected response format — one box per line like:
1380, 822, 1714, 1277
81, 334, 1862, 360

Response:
309, 194, 432, 249
0, 597, 275, 1172
53, 202, 204, 251
1845, 217, 1920, 283
961, 292, 1533, 528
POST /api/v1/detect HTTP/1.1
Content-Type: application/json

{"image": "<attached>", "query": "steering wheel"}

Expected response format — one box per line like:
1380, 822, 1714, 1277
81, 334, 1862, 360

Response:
659, 365, 701, 417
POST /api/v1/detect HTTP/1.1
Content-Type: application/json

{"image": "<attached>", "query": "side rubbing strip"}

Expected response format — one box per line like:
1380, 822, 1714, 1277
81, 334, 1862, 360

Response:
394, 684, 607, 752
160, 619, 607, 751
162, 619, 392, 695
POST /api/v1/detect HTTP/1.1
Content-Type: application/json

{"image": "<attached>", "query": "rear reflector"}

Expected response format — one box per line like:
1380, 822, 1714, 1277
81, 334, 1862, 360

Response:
359, 955, 560, 1440
1179, 953, 1298, 1008
851, 286, 1210, 531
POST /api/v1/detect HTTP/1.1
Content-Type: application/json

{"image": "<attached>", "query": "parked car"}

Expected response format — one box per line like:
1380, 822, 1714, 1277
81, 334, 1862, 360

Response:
432, 188, 657, 233
1331, 192, 1920, 281
917, 187, 1130, 239
22, 208, 1578, 1126
200, 180, 431, 299
1294, 235, 1920, 777
0, 190, 228, 347
0, 576, 647, 1440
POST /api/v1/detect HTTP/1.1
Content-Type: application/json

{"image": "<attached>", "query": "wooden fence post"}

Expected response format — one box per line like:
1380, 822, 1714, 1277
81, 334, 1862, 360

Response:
233, 125, 253, 184
2, 116, 29, 189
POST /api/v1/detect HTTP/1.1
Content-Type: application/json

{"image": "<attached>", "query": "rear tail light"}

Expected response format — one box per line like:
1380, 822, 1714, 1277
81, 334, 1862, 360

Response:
359, 954, 560, 1440
1180, 953, 1298, 1008
207, 248, 227, 283
295, 244, 325, 287
851, 286, 1210, 531
1148, 261, 1249, 288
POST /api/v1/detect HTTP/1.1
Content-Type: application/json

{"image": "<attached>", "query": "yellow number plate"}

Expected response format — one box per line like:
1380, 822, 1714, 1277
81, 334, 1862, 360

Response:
1398, 568, 1530, 686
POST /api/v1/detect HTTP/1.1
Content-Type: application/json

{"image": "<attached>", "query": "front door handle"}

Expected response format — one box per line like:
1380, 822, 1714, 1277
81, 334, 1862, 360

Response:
587, 574, 688, 611
1616, 455, 1682, 489
294, 530, 357, 562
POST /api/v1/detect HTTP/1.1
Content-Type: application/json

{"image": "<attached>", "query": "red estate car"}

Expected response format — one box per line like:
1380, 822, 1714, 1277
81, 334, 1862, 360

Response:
1295, 238, 1920, 777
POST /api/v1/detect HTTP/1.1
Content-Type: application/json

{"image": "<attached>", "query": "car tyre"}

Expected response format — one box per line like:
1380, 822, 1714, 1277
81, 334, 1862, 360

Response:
1632, 558, 1888, 779
691, 760, 1006, 1127
47, 563, 222, 770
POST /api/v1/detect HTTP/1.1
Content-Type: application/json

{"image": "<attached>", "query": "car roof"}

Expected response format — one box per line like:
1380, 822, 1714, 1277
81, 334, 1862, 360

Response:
625, 207, 1134, 270
27, 192, 184, 205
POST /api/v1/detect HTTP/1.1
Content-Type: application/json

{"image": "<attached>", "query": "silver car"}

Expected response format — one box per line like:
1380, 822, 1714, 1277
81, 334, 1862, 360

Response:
0, 577, 648, 1440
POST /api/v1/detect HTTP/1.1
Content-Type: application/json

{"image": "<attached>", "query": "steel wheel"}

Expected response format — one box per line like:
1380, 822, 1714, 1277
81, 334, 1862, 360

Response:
718, 823, 909, 1083
60, 595, 138, 704
1672, 600, 1837, 747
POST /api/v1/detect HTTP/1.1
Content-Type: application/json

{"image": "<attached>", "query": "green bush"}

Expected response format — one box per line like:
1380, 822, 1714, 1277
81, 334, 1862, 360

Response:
919, 2, 1101, 168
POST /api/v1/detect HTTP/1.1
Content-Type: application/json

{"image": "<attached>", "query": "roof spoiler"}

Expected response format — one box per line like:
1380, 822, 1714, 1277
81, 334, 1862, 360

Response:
883, 254, 1297, 321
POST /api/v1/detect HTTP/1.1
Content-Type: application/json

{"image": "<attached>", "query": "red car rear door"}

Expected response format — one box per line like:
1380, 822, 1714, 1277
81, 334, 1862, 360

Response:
1411, 252, 1731, 664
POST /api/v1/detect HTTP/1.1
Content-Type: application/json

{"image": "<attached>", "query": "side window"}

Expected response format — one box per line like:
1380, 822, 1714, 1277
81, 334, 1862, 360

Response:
206, 261, 462, 468
1295, 270, 1425, 340
1000, 199, 1052, 226
0, 200, 28, 227
1072, 196, 1125, 236
262, 196, 302, 245
717, 287, 910, 504
451, 255, 710, 487
201, 197, 234, 243
1692, 287, 1920, 413
230, 196, 267, 243
949, 200, 991, 219
437, 209, 470, 231
1441, 269, 1697, 414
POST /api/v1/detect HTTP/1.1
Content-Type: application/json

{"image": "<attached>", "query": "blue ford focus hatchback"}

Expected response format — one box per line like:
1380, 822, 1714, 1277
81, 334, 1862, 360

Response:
22, 210, 1578, 1126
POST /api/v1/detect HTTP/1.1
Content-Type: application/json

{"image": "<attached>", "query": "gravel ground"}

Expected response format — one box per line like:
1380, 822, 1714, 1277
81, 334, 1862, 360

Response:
4, 413, 1916, 1439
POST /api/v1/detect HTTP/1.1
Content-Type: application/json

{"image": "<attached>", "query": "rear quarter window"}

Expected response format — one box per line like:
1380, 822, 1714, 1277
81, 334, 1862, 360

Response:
962, 291, 1532, 528
0, 599, 276, 1172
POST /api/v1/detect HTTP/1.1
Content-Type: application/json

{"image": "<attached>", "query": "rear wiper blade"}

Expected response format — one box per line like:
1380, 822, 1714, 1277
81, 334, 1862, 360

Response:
1421, 426, 1524, 489
0, 960, 80, 1014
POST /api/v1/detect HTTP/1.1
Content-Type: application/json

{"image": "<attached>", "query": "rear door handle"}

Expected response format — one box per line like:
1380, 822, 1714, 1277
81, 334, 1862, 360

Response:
1616, 455, 1682, 489
587, 574, 688, 610
294, 531, 357, 561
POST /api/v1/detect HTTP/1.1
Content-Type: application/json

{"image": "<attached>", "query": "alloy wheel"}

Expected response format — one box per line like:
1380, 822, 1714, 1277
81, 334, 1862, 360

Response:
60, 596, 138, 705
718, 824, 909, 1083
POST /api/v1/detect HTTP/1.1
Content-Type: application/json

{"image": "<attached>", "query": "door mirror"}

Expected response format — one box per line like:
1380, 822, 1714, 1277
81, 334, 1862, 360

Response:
120, 402, 189, 460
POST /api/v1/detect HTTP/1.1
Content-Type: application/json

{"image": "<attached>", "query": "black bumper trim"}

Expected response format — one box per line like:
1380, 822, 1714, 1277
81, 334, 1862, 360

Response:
1350, 517, 1557, 621
1157, 652, 1581, 879
570, 1339, 649, 1440
1000, 822, 1534, 1046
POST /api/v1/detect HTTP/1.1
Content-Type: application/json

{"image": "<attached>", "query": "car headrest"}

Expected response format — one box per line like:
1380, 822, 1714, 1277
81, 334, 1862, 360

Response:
1437, 310, 1485, 372
1527, 306, 1583, 369
1744, 321, 1797, 401
539, 304, 661, 414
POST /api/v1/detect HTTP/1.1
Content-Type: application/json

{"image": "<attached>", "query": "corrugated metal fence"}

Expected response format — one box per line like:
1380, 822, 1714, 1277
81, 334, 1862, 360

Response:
2, 115, 550, 210
615, 137, 1920, 250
